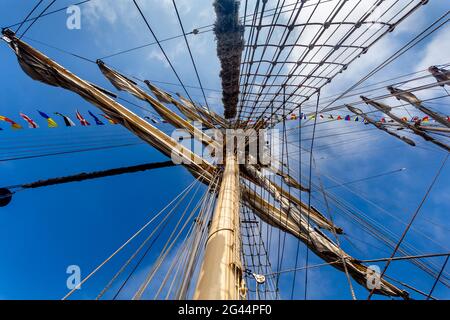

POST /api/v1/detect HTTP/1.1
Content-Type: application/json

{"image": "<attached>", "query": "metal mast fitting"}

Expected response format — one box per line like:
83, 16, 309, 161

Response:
194, 152, 246, 300
214, 0, 244, 119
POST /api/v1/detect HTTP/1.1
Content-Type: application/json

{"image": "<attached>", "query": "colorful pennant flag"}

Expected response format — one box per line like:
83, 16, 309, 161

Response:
0, 115, 22, 129
101, 114, 118, 124
76, 110, 90, 126
54, 112, 76, 127
38, 110, 58, 128
88, 111, 104, 125
19, 113, 39, 128
345, 115, 351, 121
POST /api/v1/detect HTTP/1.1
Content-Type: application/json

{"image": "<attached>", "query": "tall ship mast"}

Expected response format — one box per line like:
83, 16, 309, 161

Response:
0, 0, 448, 301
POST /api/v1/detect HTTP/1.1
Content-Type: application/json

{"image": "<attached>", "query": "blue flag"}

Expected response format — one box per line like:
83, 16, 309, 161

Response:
88, 111, 104, 125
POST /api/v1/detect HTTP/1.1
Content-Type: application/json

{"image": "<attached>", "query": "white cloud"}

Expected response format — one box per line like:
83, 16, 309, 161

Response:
415, 27, 450, 71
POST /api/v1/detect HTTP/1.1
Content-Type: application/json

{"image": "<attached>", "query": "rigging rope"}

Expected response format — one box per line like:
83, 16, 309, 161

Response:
61, 176, 204, 300
13, 0, 44, 34
171, 0, 211, 111
132, 0, 195, 104
19, 0, 56, 39
368, 153, 449, 299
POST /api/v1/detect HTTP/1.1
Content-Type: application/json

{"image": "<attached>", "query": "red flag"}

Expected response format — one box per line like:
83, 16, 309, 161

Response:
76, 110, 90, 126
0, 115, 22, 129
19, 113, 39, 128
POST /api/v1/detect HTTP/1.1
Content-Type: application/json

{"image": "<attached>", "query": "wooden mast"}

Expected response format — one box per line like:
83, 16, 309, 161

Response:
193, 0, 246, 300
193, 151, 245, 300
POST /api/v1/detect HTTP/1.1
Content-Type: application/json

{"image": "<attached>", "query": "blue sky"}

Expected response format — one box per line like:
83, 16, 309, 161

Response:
0, 0, 449, 300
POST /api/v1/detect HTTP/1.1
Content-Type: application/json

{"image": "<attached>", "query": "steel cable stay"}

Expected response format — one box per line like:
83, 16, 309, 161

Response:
112, 172, 220, 300
304, 177, 450, 287
171, 0, 211, 111
61, 174, 207, 300
272, 0, 427, 107
11, 36, 447, 119
307, 172, 450, 270
96, 173, 203, 300
270, 151, 450, 286
367, 153, 449, 299
295, 11, 450, 127
18, 0, 56, 39
148, 179, 210, 299
246, 3, 440, 126
2, 0, 449, 301
159, 175, 223, 299
13, 0, 44, 34
134, 167, 224, 299
0, 142, 145, 163
239, 0, 426, 124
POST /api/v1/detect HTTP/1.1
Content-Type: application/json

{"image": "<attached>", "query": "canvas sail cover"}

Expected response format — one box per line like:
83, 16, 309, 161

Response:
347, 105, 416, 147
97, 60, 147, 101
145, 81, 214, 127
96, 60, 220, 150
2, 30, 215, 180
242, 187, 409, 299
361, 96, 450, 152
144, 80, 173, 104
387, 86, 450, 128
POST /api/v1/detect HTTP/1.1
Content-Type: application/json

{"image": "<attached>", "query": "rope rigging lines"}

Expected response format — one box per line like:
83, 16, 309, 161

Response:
236, 0, 431, 126
1, 0, 449, 301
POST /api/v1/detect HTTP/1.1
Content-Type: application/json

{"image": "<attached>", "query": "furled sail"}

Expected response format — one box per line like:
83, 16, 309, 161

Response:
387, 86, 450, 128
145, 81, 216, 128
243, 164, 343, 234
176, 92, 229, 128
96, 60, 220, 150
361, 96, 450, 152
347, 105, 416, 147
1, 29, 215, 181
428, 66, 450, 86
242, 187, 409, 299
2, 29, 408, 299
